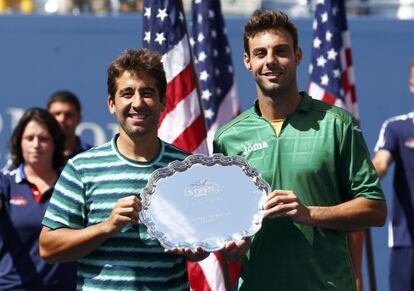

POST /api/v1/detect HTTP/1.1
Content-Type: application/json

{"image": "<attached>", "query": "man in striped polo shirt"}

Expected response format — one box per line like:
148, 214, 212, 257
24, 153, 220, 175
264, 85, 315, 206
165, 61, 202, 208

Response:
39, 48, 207, 290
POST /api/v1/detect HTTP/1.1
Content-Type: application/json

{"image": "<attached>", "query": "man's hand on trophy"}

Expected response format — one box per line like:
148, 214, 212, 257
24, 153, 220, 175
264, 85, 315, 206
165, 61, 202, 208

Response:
220, 237, 252, 262
166, 247, 210, 262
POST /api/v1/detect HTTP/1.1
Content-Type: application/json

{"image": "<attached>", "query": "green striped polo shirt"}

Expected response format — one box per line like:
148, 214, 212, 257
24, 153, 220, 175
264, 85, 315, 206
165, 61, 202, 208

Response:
213, 93, 385, 291
43, 136, 190, 291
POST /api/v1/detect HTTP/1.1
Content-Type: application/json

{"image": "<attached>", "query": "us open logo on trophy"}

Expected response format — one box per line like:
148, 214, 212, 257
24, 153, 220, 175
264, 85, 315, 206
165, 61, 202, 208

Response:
185, 179, 220, 198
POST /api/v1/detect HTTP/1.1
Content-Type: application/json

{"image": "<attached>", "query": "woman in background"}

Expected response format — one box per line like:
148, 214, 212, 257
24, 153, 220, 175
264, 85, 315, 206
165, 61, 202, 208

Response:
0, 107, 76, 290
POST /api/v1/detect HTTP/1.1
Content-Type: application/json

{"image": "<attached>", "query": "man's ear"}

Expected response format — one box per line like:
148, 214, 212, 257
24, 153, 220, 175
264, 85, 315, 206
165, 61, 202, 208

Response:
160, 96, 166, 112
107, 96, 115, 114
244, 52, 252, 71
410, 81, 414, 94
295, 47, 303, 66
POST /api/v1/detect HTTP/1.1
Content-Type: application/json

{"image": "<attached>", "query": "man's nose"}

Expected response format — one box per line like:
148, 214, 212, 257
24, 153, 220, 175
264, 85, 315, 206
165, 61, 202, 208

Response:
55, 113, 65, 123
265, 52, 277, 66
131, 93, 144, 108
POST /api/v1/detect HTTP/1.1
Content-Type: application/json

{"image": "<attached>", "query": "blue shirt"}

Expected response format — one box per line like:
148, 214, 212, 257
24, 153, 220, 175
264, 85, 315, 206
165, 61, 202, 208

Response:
0, 164, 76, 290
375, 111, 414, 247
67, 136, 92, 160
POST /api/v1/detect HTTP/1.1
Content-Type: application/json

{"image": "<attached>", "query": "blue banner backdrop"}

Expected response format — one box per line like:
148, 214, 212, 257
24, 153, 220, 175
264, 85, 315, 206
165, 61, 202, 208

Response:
1, 14, 414, 291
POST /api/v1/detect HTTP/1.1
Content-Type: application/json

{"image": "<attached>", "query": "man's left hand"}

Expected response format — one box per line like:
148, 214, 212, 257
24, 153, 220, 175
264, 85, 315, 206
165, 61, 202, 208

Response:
263, 189, 311, 225
166, 247, 210, 262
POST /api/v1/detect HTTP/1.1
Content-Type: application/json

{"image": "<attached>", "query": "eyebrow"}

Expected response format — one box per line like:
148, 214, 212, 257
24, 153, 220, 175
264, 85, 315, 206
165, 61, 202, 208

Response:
118, 86, 157, 94
274, 44, 291, 50
118, 87, 134, 95
140, 86, 157, 93
252, 47, 265, 52
252, 43, 291, 50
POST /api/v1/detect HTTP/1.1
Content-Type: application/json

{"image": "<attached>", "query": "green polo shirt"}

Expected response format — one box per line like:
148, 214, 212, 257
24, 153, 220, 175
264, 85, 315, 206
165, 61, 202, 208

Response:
213, 93, 384, 291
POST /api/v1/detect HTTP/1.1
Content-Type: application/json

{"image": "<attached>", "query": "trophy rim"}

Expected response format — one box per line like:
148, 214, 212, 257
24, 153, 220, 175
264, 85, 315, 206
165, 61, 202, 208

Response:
139, 153, 271, 251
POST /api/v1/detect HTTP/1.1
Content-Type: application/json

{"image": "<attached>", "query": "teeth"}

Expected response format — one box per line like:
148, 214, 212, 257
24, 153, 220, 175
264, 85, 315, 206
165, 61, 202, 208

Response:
264, 72, 281, 76
130, 113, 146, 118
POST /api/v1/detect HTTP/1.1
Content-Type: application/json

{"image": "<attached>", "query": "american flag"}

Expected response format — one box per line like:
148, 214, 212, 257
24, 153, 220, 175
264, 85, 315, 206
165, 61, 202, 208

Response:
190, 0, 240, 153
308, 0, 359, 118
187, 1, 241, 289
142, 0, 208, 153
142, 1, 240, 290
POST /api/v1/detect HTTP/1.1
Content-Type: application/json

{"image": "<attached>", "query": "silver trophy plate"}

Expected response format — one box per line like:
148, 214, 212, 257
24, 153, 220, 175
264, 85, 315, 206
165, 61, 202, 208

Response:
139, 153, 270, 252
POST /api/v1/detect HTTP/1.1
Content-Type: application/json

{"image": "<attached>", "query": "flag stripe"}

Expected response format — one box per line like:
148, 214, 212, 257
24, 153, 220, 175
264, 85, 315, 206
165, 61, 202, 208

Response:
162, 36, 191, 82
197, 253, 225, 291
350, 85, 357, 103
322, 91, 337, 104
206, 83, 239, 152
158, 89, 201, 143
172, 115, 207, 153
186, 261, 211, 291
342, 70, 350, 92
160, 63, 197, 124
345, 47, 352, 67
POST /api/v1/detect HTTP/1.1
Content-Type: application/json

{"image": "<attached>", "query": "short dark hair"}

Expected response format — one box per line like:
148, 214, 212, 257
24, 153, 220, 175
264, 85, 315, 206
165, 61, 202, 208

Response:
47, 90, 81, 113
243, 9, 299, 54
107, 48, 166, 102
9, 107, 66, 169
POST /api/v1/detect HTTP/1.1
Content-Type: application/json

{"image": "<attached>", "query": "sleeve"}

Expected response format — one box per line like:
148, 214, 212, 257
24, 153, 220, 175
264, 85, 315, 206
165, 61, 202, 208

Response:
0, 173, 5, 208
212, 138, 222, 154
0, 173, 12, 206
338, 118, 385, 201
374, 119, 397, 156
213, 133, 227, 155
42, 160, 86, 229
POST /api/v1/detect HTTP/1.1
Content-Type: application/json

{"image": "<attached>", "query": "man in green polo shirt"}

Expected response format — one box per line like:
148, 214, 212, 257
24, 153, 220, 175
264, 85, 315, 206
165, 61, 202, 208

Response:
215, 10, 387, 291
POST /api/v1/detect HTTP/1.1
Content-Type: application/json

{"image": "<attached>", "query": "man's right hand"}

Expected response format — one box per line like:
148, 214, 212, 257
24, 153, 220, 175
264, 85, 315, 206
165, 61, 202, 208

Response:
40, 195, 142, 263
103, 195, 142, 234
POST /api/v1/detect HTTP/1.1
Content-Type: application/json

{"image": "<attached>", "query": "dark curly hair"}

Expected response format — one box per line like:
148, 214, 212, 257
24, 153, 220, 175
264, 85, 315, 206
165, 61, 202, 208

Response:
107, 48, 166, 102
9, 107, 66, 169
